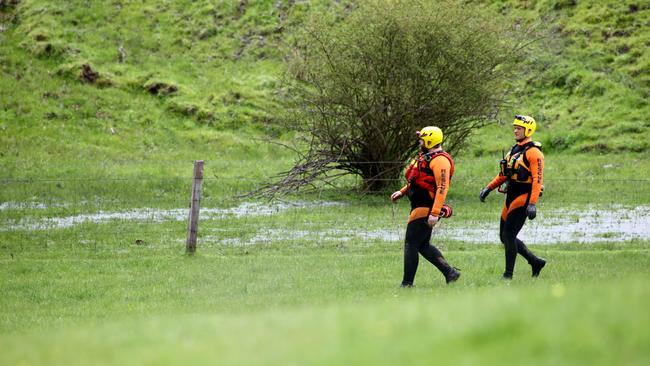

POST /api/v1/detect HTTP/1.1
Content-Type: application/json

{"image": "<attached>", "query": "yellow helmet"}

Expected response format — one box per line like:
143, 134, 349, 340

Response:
513, 115, 537, 137
417, 126, 443, 149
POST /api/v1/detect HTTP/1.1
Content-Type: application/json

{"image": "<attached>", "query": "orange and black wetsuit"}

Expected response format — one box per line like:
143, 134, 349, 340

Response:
486, 138, 545, 278
398, 149, 458, 286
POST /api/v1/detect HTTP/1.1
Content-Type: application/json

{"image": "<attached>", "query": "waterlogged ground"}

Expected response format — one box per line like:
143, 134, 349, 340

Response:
2, 201, 650, 245
0, 201, 345, 231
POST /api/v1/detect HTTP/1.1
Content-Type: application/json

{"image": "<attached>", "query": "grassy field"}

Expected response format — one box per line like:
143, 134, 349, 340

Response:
1, 240, 649, 365
1, 0, 650, 365
2, 152, 650, 365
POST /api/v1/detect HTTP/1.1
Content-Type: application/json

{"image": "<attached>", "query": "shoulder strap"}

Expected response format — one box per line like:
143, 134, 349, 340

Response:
509, 143, 518, 155
522, 141, 542, 167
428, 151, 454, 179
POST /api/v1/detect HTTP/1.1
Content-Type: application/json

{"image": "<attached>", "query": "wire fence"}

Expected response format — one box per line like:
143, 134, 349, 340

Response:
2, 160, 650, 253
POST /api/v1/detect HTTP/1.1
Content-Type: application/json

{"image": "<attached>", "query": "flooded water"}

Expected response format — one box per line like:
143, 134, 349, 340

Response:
0, 201, 344, 231
515, 206, 650, 244
2, 201, 649, 245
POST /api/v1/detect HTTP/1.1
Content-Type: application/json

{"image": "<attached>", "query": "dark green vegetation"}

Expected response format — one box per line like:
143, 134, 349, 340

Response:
275, 0, 532, 191
1, 1, 649, 365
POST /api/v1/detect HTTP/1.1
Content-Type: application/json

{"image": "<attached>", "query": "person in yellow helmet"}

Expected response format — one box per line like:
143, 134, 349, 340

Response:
479, 115, 546, 279
390, 126, 460, 287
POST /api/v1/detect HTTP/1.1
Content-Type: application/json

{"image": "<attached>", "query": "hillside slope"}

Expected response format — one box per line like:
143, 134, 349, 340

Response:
1, 0, 648, 168
494, 0, 649, 154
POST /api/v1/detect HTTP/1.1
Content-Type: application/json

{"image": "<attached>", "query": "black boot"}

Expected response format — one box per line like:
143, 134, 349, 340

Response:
431, 256, 460, 284
531, 258, 546, 277
445, 267, 461, 284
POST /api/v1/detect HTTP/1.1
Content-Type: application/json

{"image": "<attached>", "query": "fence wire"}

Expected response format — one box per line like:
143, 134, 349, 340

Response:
2, 161, 650, 253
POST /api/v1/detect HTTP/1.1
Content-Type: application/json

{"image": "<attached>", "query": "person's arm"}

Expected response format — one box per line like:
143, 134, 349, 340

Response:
429, 156, 451, 217
526, 148, 544, 204
391, 184, 408, 201
399, 184, 409, 196
391, 160, 415, 201
487, 174, 507, 191
479, 169, 507, 202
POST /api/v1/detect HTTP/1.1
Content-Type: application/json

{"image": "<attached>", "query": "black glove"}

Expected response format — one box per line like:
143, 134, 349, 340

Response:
526, 204, 537, 220
479, 187, 491, 202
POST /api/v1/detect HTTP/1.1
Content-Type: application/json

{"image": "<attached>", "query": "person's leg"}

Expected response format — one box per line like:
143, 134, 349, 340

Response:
515, 238, 535, 261
502, 207, 527, 278
501, 196, 546, 277
515, 238, 546, 276
419, 237, 460, 283
499, 204, 508, 257
402, 218, 428, 286
419, 244, 447, 274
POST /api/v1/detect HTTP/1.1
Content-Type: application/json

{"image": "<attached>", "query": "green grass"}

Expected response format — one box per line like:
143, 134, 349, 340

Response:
1, 151, 649, 364
2, 151, 649, 211
1, 1, 650, 364
461, 0, 650, 155
1, 242, 649, 365
2, 0, 649, 160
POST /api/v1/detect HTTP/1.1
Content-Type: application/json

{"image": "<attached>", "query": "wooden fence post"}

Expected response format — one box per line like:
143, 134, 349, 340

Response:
186, 160, 204, 254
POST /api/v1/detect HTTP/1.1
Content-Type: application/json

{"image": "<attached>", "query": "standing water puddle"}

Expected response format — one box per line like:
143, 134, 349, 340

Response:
2, 202, 649, 244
